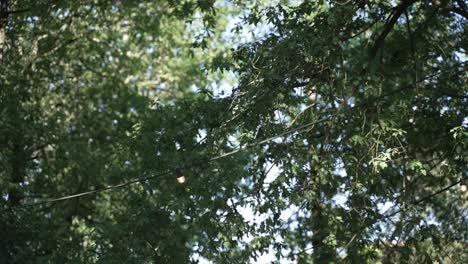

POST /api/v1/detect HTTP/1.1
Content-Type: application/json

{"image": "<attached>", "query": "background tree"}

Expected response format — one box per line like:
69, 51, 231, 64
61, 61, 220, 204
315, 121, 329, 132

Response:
0, 0, 248, 262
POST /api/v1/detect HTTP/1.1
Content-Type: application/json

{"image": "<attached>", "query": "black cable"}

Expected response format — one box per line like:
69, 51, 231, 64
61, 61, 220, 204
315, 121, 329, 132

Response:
2, 63, 465, 212
1, 106, 346, 213
1, 171, 172, 212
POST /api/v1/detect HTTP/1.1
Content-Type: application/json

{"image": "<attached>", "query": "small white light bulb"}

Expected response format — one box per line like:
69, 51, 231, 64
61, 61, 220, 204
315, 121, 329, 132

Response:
461, 178, 467, 192
175, 168, 186, 184
461, 184, 467, 192
177, 175, 186, 184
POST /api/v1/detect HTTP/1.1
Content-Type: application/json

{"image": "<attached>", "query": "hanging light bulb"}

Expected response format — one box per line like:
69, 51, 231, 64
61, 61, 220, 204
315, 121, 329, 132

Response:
175, 168, 186, 184
177, 175, 186, 184
461, 178, 467, 192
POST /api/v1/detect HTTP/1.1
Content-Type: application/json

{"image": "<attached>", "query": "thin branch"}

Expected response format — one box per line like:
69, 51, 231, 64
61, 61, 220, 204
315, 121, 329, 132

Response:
6, 8, 29, 14
345, 19, 380, 41
336, 179, 464, 254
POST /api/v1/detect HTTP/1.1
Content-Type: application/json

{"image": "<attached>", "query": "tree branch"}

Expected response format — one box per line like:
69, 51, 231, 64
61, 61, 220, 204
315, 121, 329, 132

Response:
370, 0, 418, 61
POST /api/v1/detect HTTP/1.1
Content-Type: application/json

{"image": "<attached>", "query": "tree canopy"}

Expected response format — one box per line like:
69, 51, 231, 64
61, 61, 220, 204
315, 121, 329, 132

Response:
1, 0, 467, 263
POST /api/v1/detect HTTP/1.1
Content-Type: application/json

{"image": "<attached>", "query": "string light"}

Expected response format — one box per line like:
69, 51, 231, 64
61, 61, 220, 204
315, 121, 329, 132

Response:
461, 178, 467, 192
1, 66, 465, 212
175, 168, 186, 184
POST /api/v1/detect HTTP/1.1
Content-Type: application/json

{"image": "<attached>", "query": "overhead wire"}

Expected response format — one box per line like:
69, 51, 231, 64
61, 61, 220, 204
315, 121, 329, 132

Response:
211, 62, 466, 161
1, 108, 342, 213
1, 171, 172, 212
2, 63, 465, 213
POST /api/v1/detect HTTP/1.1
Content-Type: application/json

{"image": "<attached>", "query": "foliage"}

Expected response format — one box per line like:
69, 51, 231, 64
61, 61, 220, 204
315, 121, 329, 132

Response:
1, 0, 467, 263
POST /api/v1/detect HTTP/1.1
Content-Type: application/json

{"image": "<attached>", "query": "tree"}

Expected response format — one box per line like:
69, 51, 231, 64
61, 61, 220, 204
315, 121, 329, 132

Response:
224, 0, 467, 262
1, 0, 467, 263
0, 0, 240, 262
